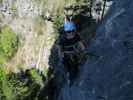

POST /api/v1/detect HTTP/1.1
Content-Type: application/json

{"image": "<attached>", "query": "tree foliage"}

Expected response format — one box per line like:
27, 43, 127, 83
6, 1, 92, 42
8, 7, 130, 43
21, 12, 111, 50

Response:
0, 67, 15, 100
0, 68, 50, 100
53, 15, 64, 33
0, 26, 18, 64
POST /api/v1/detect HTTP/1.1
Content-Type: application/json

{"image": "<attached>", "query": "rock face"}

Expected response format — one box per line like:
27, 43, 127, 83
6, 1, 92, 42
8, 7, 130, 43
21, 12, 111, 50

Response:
0, 0, 56, 72
58, 0, 133, 100
0, 0, 42, 17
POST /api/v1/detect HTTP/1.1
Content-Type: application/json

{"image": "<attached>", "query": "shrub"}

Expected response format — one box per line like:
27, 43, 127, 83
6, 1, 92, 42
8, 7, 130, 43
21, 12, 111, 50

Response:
0, 25, 18, 64
53, 15, 64, 33
0, 67, 15, 100
0, 68, 47, 100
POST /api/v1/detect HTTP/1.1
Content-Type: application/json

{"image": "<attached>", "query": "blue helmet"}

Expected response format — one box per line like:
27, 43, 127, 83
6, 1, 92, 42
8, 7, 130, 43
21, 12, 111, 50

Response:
64, 21, 76, 31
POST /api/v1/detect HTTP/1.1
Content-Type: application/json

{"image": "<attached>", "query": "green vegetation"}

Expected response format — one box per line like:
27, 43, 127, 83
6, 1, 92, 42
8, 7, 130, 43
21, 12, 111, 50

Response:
53, 15, 64, 33
0, 0, 3, 4
30, 68, 44, 86
11, 1, 17, 13
0, 67, 53, 100
33, 16, 46, 35
0, 67, 15, 100
0, 26, 18, 64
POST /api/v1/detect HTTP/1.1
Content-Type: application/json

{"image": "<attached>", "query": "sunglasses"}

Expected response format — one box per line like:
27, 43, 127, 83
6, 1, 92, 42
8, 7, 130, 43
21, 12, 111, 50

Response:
65, 30, 75, 33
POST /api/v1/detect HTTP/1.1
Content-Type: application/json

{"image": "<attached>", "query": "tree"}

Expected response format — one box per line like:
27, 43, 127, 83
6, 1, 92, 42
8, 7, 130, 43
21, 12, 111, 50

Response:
0, 25, 18, 64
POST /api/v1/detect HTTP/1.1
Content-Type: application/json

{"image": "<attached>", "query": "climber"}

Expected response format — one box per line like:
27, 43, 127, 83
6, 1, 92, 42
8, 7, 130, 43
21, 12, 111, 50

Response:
57, 20, 85, 85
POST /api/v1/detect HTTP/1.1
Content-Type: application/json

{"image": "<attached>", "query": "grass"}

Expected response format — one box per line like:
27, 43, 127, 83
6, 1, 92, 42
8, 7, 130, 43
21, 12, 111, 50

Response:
33, 16, 46, 35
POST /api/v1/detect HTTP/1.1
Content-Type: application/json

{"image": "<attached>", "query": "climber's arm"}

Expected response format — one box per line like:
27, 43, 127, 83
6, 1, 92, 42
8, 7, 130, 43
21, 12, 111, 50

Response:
56, 44, 64, 61
78, 41, 85, 51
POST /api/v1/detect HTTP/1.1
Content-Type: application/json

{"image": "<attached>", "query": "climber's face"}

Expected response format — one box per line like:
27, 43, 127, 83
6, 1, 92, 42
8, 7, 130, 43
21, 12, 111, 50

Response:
65, 30, 75, 38
65, 30, 75, 34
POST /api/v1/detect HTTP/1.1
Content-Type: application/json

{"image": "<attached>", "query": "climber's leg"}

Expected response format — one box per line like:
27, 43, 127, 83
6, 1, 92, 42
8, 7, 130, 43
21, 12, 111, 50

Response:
68, 54, 80, 86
